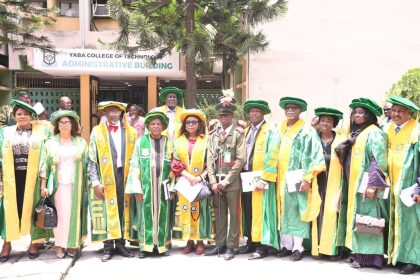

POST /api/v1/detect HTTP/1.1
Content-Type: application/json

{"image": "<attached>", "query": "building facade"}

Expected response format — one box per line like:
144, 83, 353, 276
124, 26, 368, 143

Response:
1, 0, 226, 140
248, 0, 420, 123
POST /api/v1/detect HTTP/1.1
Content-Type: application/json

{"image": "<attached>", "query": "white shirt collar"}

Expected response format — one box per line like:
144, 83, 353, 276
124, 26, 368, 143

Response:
395, 119, 409, 129
167, 107, 176, 113
221, 124, 233, 135
251, 120, 264, 131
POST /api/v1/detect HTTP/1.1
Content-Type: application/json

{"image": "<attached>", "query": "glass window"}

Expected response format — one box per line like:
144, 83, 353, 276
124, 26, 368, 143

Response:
30, 0, 47, 8
59, 1, 79, 18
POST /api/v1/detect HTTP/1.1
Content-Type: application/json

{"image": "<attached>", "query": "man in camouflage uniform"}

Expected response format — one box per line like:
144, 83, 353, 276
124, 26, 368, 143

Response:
204, 96, 246, 261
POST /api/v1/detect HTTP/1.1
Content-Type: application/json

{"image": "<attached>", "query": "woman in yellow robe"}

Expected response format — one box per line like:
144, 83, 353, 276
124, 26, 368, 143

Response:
311, 107, 346, 259
171, 109, 212, 255
0, 100, 52, 262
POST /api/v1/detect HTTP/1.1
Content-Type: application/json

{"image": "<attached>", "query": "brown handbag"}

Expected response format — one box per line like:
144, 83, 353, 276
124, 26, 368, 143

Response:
353, 195, 385, 236
33, 197, 58, 229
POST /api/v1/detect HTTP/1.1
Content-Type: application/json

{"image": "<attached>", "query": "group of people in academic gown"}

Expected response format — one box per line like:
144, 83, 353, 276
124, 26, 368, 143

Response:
0, 85, 418, 275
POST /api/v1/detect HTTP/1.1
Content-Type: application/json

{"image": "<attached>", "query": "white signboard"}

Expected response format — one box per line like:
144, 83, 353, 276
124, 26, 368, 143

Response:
33, 48, 180, 74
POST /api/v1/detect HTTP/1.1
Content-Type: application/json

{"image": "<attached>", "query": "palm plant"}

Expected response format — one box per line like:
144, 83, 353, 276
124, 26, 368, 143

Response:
107, 0, 288, 108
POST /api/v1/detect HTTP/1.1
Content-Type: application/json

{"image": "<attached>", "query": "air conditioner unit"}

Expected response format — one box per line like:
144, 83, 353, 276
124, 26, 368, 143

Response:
92, 4, 111, 18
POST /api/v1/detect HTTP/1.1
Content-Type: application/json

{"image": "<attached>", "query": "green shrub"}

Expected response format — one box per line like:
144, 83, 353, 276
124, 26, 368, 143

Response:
197, 99, 246, 123
386, 68, 420, 105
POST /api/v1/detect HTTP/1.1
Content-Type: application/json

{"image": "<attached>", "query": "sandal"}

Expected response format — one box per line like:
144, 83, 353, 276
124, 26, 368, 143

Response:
67, 248, 77, 258
351, 261, 362, 269
55, 247, 65, 259
183, 240, 195, 254
195, 241, 205, 255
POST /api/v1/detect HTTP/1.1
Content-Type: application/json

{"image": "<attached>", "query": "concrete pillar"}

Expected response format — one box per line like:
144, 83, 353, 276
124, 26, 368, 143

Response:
47, 0, 57, 9
80, 74, 90, 141
148, 76, 157, 111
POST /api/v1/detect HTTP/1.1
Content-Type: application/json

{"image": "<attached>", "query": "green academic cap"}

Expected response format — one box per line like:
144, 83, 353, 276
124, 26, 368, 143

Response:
279, 97, 308, 112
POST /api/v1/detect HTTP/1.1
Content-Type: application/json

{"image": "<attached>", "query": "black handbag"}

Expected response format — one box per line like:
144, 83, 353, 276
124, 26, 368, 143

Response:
33, 197, 58, 229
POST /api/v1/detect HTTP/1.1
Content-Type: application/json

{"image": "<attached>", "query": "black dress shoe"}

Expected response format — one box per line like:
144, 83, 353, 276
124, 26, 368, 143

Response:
238, 245, 256, 254
28, 251, 39, 259
115, 246, 134, 258
275, 247, 292, 258
248, 249, 268, 260
224, 248, 235, 261
0, 255, 10, 263
138, 251, 148, 259
290, 250, 305, 262
160, 251, 170, 257
204, 246, 226, 256
400, 263, 418, 275
101, 249, 114, 262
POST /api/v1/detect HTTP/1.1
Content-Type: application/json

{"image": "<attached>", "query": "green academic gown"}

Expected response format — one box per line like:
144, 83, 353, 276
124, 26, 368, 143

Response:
386, 119, 420, 266
32, 135, 89, 247
262, 120, 325, 240
125, 135, 174, 253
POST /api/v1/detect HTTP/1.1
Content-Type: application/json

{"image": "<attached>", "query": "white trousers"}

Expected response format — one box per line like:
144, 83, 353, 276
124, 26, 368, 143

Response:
281, 234, 304, 252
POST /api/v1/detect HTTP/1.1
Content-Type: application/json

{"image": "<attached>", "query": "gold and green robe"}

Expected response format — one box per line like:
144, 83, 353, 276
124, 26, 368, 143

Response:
88, 122, 137, 242
0, 123, 51, 241
261, 120, 325, 243
242, 122, 280, 249
386, 119, 420, 266
341, 125, 389, 255
126, 135, 174, 253
172, 134, 213, 241
315, 131, 346, 256
32, 135, 89, 247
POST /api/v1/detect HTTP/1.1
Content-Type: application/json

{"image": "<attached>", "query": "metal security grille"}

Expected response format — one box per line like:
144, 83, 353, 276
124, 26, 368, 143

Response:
15, 72, 80, 116
15, 72, 80, 88
158, 78, 223, 105
197, 89, 223, 104
31, 89, 80, 116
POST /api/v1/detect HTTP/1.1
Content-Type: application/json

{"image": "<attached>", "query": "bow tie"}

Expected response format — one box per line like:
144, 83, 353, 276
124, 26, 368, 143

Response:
109, 124, 119, 133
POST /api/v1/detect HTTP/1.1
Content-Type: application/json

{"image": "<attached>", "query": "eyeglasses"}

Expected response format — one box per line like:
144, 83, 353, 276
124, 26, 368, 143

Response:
285, 105, 300, 111
383, 108, 391, 112
185, 120, 199, 126
58, 120, 71, 126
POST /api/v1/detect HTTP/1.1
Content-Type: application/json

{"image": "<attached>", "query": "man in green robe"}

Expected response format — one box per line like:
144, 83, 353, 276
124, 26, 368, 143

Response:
149, 87, 184, 140
125, 111, 175, 258
239, 100, 280, 260
261, 97, 325, 262
385, 95, 420, 274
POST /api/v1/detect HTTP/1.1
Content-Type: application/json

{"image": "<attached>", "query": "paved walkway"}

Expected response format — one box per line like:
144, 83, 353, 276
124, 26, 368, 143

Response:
0, 237, 418, 280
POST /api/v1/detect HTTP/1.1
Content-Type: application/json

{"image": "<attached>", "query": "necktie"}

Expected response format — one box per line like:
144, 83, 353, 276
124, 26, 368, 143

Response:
395, 126, 401, 134
220, 130, 227, 141
245, 127, 258, 171
247, 126, 258, 145
109, 124, 119, 133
